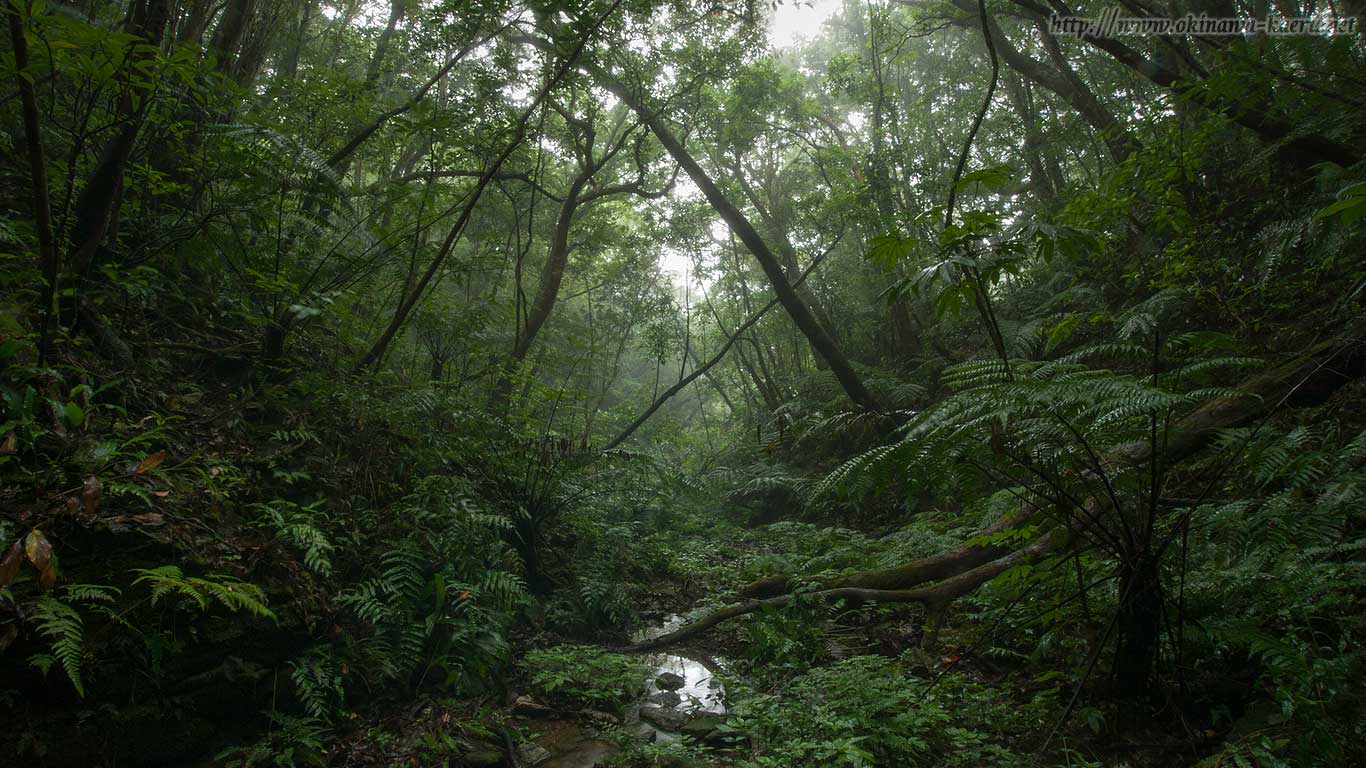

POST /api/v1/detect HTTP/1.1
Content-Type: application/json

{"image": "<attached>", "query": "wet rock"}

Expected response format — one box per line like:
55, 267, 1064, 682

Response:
513, 694, 556, 717
680, 713, 729, 745
461, 745, 505, 767
647, 690, 682, 707
655, 671, 686, 691
517, 742, 553, 765
638, 704, 688, 730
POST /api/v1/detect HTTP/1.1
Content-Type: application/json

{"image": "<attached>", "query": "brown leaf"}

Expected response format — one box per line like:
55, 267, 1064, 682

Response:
82, 476, 103, 516
24, 529, 52, 572
0, 431, 16, 455
0, 624, 17, 653
135, 450, 167, 474
38, 558, 58, 591
0, 542, 22, 587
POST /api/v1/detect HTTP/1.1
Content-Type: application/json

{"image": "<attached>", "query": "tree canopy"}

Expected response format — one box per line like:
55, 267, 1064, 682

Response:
1, 0, 1363, 766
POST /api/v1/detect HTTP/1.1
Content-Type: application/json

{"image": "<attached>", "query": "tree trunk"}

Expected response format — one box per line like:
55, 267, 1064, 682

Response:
207, 0, 255, 74
1113, 555, 1161, 698
605, 76, 881, 413
353, 3, 620, 371
364, 0, 405, 91
9, 2, 59, 363
951, 3, 1137, 163
513, 171, 591, 362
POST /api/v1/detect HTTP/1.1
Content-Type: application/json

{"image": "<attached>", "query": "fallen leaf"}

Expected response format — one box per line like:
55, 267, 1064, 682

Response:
151, 490, 170, 498
38, 558, 58, 591
0, 542, 22, 587
24, 529, 52, 571
0, 432, 15, 455
82, 476, 103, 516
135, 450, 167, 474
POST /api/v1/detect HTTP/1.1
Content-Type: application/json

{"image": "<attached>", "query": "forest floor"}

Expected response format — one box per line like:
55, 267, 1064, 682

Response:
325, 513, 1202, 768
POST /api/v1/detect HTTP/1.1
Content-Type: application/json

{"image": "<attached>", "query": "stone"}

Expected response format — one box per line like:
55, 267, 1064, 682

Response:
512, 694, 555, 717
638, 704, 688, 731
680, 713, 729, 745
580, 709, 621, 725
460, 747, 504, 767
516, 743, 552, 766
647, 690, 682, 707
655, 671, 686, 691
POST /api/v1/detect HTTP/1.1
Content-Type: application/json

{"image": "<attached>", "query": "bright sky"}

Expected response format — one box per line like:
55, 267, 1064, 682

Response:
657, 0, 847, 294
768, 0, 843, 49
317, 0, 846, 300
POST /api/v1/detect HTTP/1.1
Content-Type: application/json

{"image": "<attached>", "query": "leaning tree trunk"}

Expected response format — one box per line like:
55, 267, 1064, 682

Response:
353, 3, 621, 372
601, 74, 882, 414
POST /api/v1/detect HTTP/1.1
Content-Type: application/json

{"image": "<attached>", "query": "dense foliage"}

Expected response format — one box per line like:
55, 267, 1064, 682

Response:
1, 0, 1363, 766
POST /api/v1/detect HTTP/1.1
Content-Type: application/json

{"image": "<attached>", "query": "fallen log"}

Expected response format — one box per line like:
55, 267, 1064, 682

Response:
627, 530, 1062, 652
743, 339, 1362, 596
739, 505, 1039, 599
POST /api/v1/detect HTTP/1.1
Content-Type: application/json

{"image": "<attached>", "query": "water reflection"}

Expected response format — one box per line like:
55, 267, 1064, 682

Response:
634, 613, 727, 718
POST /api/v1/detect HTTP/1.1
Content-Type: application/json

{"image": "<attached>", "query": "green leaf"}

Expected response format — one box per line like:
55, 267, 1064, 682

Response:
953, 165, 1014, 192
1314, 182, 1366, 225
61, 402, 84, 429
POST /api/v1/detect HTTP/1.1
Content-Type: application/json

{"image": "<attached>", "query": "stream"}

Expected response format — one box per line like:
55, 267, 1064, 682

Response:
519, 614, 727, 767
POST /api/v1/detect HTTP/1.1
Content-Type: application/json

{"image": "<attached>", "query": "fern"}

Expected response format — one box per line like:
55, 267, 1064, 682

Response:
253, 500, 334, 576
132, 566, 274, 619
290, 648, 345, 721
28, 595, 87, 696
25, 584, 123, 697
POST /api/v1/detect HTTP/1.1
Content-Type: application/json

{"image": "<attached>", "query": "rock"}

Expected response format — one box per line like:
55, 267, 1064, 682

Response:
655, 671, 686, 691
512, 694, 555, 717
638, 704, 688, 731
680, 713, 729, 745
581, 708, 621, 725
517, 743, 552, 766
647, 690, 682, 707
460, 747, 504, 767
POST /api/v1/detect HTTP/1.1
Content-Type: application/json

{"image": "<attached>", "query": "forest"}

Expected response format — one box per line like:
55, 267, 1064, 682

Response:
1, 0, 1363, 765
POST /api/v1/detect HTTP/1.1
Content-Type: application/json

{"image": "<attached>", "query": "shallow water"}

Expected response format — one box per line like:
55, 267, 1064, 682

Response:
527, 614, 727, 766
635, 613, 727, 715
